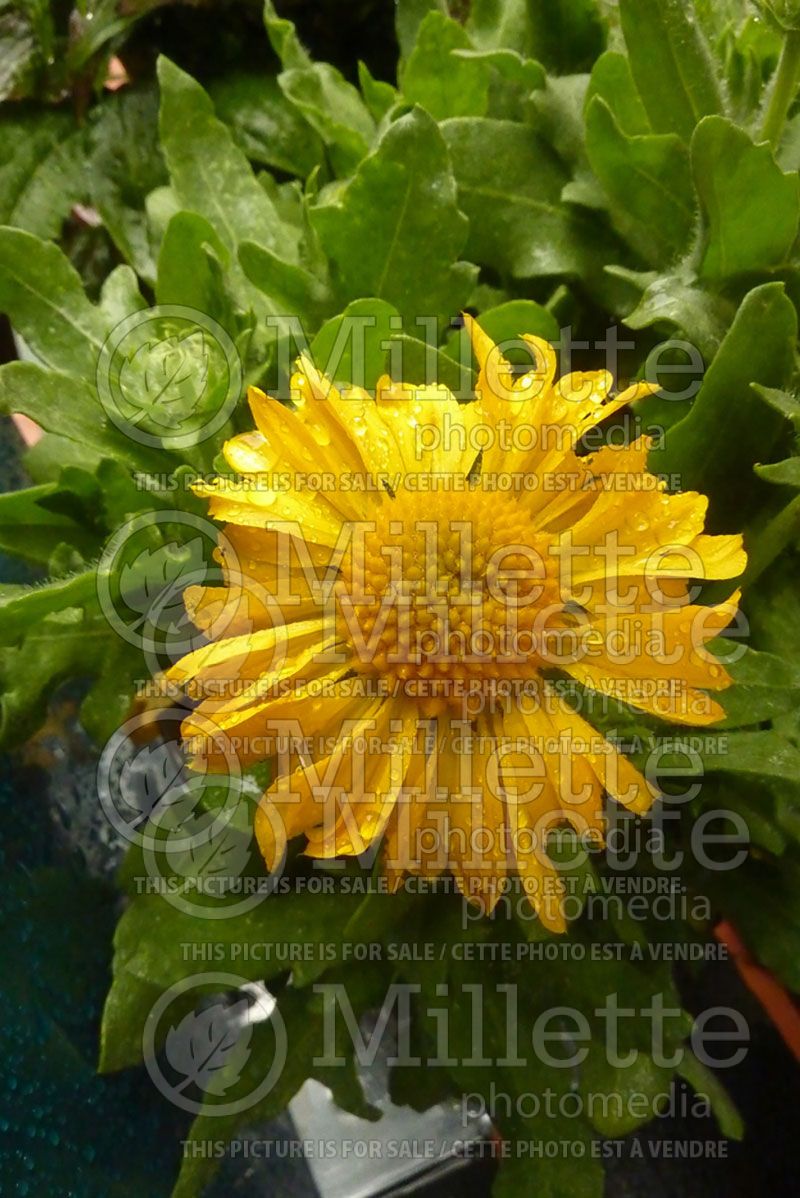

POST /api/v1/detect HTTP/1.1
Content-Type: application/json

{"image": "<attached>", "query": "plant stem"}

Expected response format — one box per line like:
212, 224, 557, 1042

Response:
761, 28, 800, 151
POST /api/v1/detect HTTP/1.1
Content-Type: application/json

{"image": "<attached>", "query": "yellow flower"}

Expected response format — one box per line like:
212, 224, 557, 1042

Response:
169, 316, 746, 932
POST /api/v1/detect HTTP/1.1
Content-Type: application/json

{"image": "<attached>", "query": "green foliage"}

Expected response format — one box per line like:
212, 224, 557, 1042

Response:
651, 283, 797, 525
157, 57, 294, 266
311, 107, 477, 327
401, 11, 492, 118
692, 116, 800, 278
584, 98, 695, 266
618, 0, 724, 140
442, 116, 615, 282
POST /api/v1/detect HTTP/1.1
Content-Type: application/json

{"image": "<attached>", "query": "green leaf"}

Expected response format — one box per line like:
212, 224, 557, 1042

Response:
747, 550, 800, 656
208, 70, 325, 178
580, 1048, 673, 1135
530, 73, 591, 174
586, 49, 651, 136
400, 11, 491, 119
311, 107, 476, 328
692, 116, 800, 279
262, 0, 313, 71
534, 73, 604, 213
395, 0, 449, 61
99, 967, 166, 1073
741, 18, 785, 119
775, 777, 800, 847
441, 117, 615, 282
618, 0, 724, 141
650, 283, 797, 526
660, 730, 800, 783
0, 108, 86, 240
58, 0, 162, 78
278, 64, 375, 176
157, 56, 292, 262
585, 97, 696, 267
472, 297, 560, 344
725, 786, 788, 855
611, 264, 735, 360
99, 264, 148, 327
110, 885, 364, 996
155, 210, 234, 325
455, 47, 546, 94
17, 437, 97, 484
311, 297, 400, 390
0, 571, 96, 642
0, 481, 100, 566
358, 61, 399, 121
0, 0, 42, 101
779, 109, 800, 171
467, 0, 605, 74
459, 45, 546, 122
717, 645, 800, 726
753, 383, 800, 427
0, 227, 108, 378
0, 361, 169, 475
694, 0, 770, 45
677, 1051, 744, 1140
87, 85, 167, 285
466, 0, 535, 55
239, 238, 332, 327
756, 456, 800, 486
78, 639, 146, 745
111, 894, 279, 994
0, 596, 141, 748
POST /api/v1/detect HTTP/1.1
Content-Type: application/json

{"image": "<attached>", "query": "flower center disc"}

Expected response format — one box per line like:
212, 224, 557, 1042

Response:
336, 490, 562, 713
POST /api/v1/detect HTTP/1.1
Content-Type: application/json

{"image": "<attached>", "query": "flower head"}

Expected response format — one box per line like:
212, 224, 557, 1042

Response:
170, 317, 745, 931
